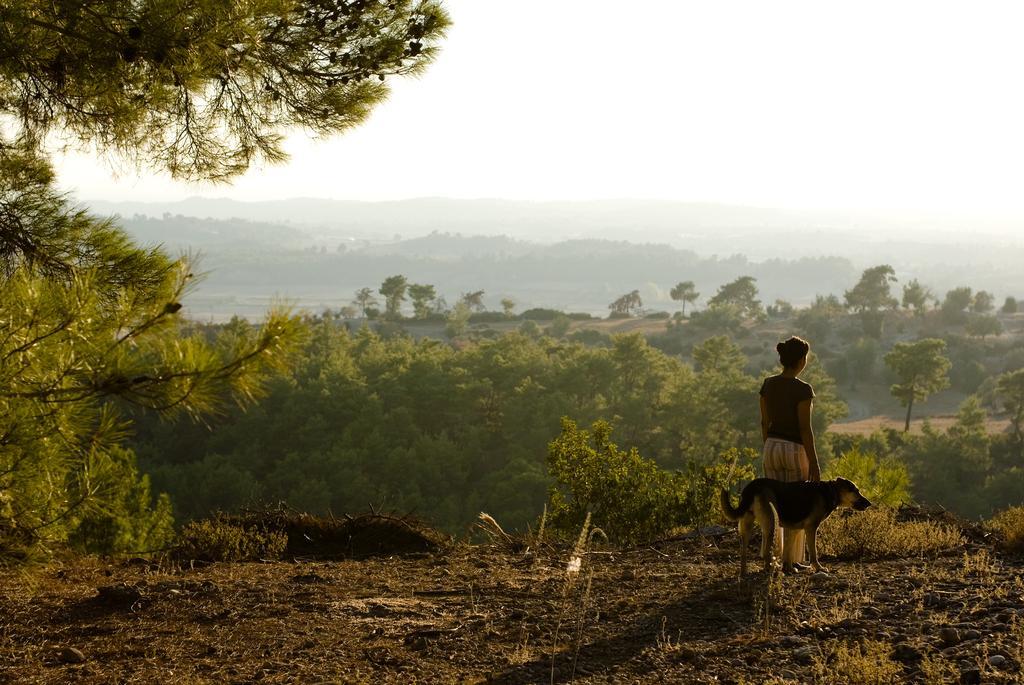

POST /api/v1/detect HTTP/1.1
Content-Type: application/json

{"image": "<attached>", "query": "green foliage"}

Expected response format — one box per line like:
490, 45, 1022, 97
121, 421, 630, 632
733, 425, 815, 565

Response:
379, 274, 409, 318
445, 301, 471, 338
546, 418, 685, 543
986, 506, 1024, 553
176, 516, 288, 562
0, 146, 303, 556
845, 264, 898, 313
408, 283, 437, 319
707, 276, 762, 320
971, 290, 995, 314
794, 294, 845, 344
965, 314, 1002, 339
997, 369, 1024, 449
461, 290, 486, 312
0, 0, 450, 180
941, 286, 973, 324
822, 448, 911, 507
689, 303, 744, 334
845, 337, 878, 388
884, 338, 951, 430
545, 418, 755, 543
669, 280, 699, 316
903, 398, 992, 516
1003, 296, 1019, 314
609, 289, 643, 317
547, 314, 571, 338
765, 299, 793, 319
901, 278, 932, 314
817, 507, 963, 560
353, 287, 378, 317
67, 448, 175, 555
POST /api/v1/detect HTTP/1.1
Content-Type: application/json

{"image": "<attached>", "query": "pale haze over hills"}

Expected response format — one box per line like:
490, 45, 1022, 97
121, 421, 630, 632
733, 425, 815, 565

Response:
89, 197, 1024, 322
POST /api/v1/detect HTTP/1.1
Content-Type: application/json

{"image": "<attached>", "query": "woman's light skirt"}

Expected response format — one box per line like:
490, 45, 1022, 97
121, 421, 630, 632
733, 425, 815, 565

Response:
762, 437, 809, 565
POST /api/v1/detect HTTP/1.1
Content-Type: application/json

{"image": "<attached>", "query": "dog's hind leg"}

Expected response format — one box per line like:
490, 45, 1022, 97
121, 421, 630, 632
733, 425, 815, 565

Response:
754, 499, 777, 573
738, 515, 752, 577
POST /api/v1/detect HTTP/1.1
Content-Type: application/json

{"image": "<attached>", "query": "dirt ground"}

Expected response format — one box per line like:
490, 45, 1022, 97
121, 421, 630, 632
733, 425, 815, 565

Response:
2, 527, 1022, 684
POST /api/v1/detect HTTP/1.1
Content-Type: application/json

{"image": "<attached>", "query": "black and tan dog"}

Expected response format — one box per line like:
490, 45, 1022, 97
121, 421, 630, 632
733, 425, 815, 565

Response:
720, 478, 872, 576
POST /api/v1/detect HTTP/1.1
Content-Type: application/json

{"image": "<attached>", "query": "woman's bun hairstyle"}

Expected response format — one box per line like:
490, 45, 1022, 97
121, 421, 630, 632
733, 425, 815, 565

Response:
777, 336, 810, 369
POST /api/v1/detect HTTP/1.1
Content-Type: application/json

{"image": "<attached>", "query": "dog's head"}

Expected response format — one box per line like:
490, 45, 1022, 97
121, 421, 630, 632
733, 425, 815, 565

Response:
834, 478, 872, 511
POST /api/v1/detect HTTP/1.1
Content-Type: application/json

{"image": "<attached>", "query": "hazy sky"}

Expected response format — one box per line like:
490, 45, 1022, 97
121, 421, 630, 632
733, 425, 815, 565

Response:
54, 1, 1024, 214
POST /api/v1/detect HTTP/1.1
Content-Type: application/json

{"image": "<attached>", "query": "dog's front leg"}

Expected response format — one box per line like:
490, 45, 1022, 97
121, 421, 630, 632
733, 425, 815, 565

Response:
807, 527, 827, 573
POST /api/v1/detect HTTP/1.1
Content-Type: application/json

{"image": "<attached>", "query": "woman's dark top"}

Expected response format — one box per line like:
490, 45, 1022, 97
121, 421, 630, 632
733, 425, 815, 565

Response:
760, 374, 815, 444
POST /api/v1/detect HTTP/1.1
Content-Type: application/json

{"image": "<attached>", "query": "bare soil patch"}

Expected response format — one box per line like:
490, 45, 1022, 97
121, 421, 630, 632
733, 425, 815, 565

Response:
2, 518, 1022, 684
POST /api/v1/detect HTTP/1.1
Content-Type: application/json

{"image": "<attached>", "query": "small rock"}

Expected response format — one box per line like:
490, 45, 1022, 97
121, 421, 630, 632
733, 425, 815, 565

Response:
96, 583, 143, 607
57, 647, 86, 664
794, 645, 816, 663
942, 647, 958, 657
939, 626, 961, 648
780, 635, 804, 647
962, 629, 981, 641
988, 654, 1007, 668
992, 622, 1008, 632
960, 667, 981, 685
892, 643, 922, 662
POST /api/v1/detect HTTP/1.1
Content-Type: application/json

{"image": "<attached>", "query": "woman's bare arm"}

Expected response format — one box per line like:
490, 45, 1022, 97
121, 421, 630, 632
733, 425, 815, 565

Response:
797, 399, 820, 482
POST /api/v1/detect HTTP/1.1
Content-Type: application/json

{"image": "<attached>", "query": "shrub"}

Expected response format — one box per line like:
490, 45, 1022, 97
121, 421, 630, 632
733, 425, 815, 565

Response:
520, 307, 564, 321
568, 328, 610, 347
986, 506, 1024, 553
823, 448, 911, 507
467, 311, 508, 323
644, 311, 671, 320
176, 515, 288, 562
818, 507, 963, 559
811, 640, 902, 685
545, 418, 755, 544
607, 311, 632, 320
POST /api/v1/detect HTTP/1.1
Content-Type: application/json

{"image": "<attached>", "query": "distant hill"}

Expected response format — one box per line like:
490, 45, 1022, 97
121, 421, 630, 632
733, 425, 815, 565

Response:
81, 198, 1024, 321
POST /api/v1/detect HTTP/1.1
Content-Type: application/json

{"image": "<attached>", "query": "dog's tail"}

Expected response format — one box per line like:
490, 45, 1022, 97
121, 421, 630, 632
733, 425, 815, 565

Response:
720, 488, 752, 520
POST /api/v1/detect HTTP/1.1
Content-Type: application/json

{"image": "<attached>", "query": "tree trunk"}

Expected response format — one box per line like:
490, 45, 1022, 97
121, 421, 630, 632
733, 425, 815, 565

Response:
904, 395, 915, 433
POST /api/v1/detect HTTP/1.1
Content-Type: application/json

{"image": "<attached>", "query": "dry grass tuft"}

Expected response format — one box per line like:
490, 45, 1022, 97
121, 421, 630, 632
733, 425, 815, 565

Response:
811, 639, 902, 684
919, 651, 959, 684
986, 505, 1024, 553
176, 517, 287, 562
818, 507, 964, 560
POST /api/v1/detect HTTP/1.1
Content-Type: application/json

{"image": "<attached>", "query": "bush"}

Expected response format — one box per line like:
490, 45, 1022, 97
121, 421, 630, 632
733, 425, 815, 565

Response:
823, 448, 911, 507
986, 506, 1024, 553
607, 311, 632, 320
568, 328, 611, 347
817, 507, 963, 560
811, 640, 903, 685
468, 311, 508, 323
520, 307, 564, 321
644, 311, 671, 320
176, 515, 288, 562
545, 418, 755, 544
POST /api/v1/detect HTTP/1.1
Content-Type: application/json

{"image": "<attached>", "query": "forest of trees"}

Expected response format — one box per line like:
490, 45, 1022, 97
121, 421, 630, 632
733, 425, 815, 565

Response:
127, 279, 1024, 535
2, 0, 1023, 563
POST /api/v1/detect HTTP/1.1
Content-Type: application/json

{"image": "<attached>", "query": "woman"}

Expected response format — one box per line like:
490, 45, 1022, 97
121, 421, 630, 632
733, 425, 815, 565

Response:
759, 336, 820, 570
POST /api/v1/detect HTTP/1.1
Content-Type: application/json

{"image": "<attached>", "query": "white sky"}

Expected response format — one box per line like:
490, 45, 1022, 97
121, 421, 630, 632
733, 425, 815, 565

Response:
54, 0, 1024, 215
